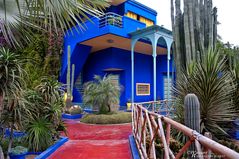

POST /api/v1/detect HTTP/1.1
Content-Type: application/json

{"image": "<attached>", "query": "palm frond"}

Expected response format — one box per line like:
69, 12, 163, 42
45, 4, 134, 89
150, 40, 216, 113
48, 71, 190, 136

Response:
0, 0, 110, 47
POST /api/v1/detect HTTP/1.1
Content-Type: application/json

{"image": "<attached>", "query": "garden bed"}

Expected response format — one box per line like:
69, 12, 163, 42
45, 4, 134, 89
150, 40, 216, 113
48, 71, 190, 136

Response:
62, 113, 83, 119
80, 112, 132, 124
34, 137, 68, 159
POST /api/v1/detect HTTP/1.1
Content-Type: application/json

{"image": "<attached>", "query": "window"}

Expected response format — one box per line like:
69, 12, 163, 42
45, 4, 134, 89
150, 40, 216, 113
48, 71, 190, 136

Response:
139, 16, 154, 27
136, 83, 150, 96
163, 76, 172, 99
110, 75, 120, 86
126, 11, 154, 27
126, 11, 137, 20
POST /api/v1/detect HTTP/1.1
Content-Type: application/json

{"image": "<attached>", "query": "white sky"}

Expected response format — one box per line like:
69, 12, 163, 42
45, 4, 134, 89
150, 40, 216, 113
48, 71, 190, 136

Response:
137, 0, 239, 45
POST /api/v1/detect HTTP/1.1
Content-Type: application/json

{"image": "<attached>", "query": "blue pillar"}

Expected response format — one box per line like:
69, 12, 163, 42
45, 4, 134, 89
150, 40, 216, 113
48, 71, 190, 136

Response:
152, 39, 157, 103
167, 43, 171, 100
131, 40, 137, 104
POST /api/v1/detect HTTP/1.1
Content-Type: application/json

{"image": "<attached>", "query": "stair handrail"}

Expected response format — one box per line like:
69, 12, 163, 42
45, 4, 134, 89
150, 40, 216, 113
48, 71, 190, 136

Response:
132, 103, 239, 159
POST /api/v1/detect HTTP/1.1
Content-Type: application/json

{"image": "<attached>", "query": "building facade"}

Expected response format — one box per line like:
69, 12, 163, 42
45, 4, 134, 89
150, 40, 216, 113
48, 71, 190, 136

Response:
60, 0, 174, 106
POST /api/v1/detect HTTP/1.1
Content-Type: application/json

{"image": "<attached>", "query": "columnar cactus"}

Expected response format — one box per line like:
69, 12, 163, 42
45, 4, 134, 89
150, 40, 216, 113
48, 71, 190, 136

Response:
184, 93, 200, 158
184, 93, 200, 132
67, 45, 71, 99
71, 64, 75, 97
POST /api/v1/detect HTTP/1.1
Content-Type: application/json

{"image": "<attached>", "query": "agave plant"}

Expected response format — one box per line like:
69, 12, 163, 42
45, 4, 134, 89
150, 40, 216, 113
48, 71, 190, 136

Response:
83, 75, 120, 114
25, 117, 54, 152
231, 62, 239, 110
0, 0, 109, 47
174, 49, 237, 137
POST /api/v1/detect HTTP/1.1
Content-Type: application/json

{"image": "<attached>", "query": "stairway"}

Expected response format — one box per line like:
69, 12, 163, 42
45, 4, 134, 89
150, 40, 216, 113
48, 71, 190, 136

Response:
60, 44, 91, 102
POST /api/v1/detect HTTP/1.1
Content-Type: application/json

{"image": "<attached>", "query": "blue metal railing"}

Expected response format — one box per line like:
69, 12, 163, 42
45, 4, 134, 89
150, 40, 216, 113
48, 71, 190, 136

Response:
99, 12, 123, 28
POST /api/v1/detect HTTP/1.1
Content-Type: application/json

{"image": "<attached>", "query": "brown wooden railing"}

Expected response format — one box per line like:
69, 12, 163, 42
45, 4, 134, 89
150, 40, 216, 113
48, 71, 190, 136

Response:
132, 103, 239, 159
134, 100, 175, 116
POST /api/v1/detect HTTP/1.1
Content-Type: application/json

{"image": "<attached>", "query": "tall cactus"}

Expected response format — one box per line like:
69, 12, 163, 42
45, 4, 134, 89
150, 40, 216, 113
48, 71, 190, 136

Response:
71, 64, 75, 97
184, 94, 200, 132
184, 94, 200, 158
67, 45, 71, 99
171, 0, 218, 72
66, 45, 75, 108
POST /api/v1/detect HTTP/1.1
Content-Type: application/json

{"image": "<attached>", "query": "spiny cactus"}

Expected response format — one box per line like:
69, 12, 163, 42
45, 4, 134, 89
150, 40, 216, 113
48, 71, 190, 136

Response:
67, 45, 71, 99
184, 93, 200, 132
184, 93, 200, 158
66, 45, 75, 108
71, 64, 75, 97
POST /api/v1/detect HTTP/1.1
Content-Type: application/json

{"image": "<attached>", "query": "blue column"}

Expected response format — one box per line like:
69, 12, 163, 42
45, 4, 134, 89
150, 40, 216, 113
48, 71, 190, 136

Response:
152, 41, 157, 103
167, 46, 171, 100
131, 40, 136, 104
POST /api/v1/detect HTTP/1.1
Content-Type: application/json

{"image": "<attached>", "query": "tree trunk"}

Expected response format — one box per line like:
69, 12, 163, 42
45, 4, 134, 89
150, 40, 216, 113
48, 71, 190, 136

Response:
0, 93, 4, 117
0, 145, 4, 159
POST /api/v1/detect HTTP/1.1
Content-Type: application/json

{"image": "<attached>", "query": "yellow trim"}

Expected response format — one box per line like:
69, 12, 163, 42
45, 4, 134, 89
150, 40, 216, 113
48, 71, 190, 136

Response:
139, 16, 154, 27
136, 83, 150, 96
126, 11, 137, 20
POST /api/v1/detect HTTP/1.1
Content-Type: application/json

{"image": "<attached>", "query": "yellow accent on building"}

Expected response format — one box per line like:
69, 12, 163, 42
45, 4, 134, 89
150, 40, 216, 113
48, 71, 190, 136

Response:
136, 83, 150, 96
139, 16, 154, 27
126, 11, 137, 20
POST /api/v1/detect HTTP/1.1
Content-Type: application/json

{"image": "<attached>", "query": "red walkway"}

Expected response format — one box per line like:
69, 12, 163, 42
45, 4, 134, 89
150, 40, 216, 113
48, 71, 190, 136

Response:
48, 120, 132, 159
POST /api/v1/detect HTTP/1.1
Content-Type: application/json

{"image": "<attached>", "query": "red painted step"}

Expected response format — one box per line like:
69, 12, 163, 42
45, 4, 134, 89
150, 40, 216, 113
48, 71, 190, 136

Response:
48, 121, 132, 159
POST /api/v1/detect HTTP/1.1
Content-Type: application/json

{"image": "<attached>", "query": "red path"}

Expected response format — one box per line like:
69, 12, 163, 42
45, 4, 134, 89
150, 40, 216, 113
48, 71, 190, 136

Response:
48, 120, 132, 159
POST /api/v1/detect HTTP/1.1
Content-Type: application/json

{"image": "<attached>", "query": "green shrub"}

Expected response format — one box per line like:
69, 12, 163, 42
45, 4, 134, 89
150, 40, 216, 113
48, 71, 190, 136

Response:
25, 117, 54, 152
9, 146, 28, 155
69, 106, 83, 115
83, 75, 120, 114
80, 112, 131, 124
174, 50, 237, 137
218, 140, 239, 152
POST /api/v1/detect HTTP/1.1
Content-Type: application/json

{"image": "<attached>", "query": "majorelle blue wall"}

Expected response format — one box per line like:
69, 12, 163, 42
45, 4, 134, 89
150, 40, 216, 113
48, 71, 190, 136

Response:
81, 47, 174, 106
61, 0, 159, 83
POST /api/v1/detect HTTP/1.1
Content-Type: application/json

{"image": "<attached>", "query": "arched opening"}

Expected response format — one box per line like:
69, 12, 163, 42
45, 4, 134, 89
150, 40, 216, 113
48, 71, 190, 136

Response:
131, 37, 153, 103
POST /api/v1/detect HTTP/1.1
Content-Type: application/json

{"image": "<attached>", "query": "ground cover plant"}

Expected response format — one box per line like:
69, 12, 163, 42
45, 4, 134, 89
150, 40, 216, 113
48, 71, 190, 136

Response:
81, 112, 131, 124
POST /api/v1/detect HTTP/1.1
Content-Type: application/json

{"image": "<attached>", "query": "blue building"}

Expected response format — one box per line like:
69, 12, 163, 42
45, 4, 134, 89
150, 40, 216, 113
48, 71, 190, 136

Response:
60, 0, 174, 107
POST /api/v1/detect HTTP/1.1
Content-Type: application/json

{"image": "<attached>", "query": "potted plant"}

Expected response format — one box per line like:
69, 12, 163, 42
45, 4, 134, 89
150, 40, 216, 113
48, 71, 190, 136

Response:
62, 105, 84, 119
126, 99, 132, 111
9, 146, 28, 159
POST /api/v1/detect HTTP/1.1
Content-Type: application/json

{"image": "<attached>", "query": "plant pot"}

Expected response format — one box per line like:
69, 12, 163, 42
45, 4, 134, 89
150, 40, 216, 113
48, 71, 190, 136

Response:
9, 152, 28, 159
127, 102, 131, 110
62, 113, 83, 119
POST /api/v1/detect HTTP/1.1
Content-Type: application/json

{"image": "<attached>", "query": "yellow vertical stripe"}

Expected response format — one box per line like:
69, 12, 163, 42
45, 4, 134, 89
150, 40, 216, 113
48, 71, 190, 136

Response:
126, 11, 137, 20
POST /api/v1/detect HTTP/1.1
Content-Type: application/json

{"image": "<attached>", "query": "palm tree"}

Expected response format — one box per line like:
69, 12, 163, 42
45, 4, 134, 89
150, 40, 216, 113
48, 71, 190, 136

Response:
174, 49, 237, 138
0, 0, 109, 47
83, 75, 120, 114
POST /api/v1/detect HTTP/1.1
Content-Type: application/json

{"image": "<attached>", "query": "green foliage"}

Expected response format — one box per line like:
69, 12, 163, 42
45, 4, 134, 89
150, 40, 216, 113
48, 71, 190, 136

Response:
218, 140, 239, 153
0, 47, 25, 102
19, 34, 48, 88
25, 117, 54, 152
1, 0, 109, 47
83, 75, 120, 114
146, 137, 183, 157
81, 112, 131, 124
9, 146, 28, 155
1, 137, 28, 156
174, 49, 237, 137
68, 106, 83, 115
